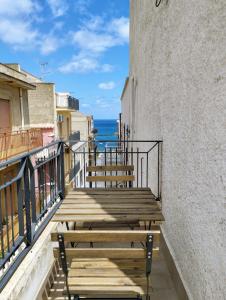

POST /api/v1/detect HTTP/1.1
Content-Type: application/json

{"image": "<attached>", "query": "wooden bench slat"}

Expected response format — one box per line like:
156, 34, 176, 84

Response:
71, 259, 146, 270
71, 188, 150, 192
51, 230, 158, 243
63, 199, 156, 205
68, 268, 144, 277
68, 276, 147, 286
56, 208, 160, 215
86, 175, 135, 182
60, 203, 159, 209
65, 194, 155, 199
54, 248, 147, 259
66, 285, 145, 295
51, 214, 164, 222
86, 165, 134, 172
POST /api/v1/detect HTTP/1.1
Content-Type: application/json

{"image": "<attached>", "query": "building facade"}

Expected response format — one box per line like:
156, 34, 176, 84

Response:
121, 1, 226, 299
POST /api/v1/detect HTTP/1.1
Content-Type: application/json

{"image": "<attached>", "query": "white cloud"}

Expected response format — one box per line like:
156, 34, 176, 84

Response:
74, 0, 90, 15
0, 0, 40, 16
72, 17, 129, 54
0, 19, 38, 48
40, 35, 59, 55
47, 0, 68, 17
60, 15, 129, 74
81, 103, 91, 108
108, 17, 129, 42
98, 81, 116, 90
59, 53, 113, 74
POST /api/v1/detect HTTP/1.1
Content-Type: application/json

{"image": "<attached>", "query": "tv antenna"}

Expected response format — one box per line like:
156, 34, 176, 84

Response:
39, 62, 49, 80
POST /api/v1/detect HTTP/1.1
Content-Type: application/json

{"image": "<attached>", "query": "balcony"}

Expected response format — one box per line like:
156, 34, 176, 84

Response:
0, 140, 181, 300
69, 131, 80, 146
0, 128, 43, 162
56, 93, 79, 111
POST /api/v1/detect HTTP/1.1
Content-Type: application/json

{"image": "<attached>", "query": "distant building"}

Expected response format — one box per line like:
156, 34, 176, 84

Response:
71, 111, 93, 141
0, 63, 42, 161
55, 92, 79, 142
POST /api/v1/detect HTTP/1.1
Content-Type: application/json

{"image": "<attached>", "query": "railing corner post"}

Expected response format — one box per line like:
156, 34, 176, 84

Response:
60, 141, 65, 199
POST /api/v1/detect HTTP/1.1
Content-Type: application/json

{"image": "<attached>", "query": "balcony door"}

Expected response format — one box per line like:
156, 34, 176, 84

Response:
0, 99, 11, 132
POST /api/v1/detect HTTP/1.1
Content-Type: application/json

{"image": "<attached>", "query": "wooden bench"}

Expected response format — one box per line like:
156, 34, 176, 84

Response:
86, 165, 135, 187
51, 230, 158, 300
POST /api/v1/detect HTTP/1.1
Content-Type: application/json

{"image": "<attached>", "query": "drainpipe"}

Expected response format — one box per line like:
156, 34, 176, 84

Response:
19, 88, 25, 129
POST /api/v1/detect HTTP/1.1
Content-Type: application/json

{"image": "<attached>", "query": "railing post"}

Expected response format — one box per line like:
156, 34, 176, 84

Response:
60, 142, 65, 198
88, 147, 92, 188
23, 158, 32, 245
28, 157, 37, 236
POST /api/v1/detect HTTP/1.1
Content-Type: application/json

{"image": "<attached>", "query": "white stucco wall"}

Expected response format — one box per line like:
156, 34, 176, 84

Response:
122, 1, 226, 299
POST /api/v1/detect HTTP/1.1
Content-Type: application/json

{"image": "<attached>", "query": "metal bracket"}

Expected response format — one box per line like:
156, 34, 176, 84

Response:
58, 234, 68, 275
58, 234, 72, 300
146, 233, 153, 276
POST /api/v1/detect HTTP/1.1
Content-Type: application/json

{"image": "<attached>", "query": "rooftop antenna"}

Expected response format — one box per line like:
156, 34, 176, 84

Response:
39, 62, 49, 80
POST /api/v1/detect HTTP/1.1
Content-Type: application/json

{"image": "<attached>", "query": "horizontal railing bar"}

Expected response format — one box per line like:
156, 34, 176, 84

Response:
0, 236, 25, 269
69, 151, 152, 154
0, 140, 62, 169
66, 140, 163, 143
0, 159, 27, 191
33, 155, 60, 169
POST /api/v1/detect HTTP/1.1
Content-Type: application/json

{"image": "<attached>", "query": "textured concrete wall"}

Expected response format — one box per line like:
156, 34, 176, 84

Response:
28, 83, 55, 128
122, 1, 226, 299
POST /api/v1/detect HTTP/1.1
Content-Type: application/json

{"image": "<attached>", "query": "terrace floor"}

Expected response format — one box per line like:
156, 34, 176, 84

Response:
47, 245, 179, 300
40, 188, 179, 300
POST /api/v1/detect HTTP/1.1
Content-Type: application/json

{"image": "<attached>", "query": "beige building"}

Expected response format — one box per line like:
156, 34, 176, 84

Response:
71, 111, 93, 141
0, 63, 34, 131
21, 69, 56, 146
121, 1, 226, 299
0, 64, 43, 161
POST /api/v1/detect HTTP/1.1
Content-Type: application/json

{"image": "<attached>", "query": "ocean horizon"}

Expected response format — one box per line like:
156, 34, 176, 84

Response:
94, 119, 118, 150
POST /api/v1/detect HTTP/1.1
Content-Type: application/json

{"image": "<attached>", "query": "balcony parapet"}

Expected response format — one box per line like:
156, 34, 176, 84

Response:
0, 128, 43, 162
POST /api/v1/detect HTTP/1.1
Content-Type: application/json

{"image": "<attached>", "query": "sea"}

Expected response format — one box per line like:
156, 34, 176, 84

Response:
94, 119, 118, 151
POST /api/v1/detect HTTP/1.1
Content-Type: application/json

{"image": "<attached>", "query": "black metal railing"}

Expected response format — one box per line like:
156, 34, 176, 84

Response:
67, 140, 162, 200
69, 131, 80, 146
0, 141, 65, 291
68, 96, 79, 110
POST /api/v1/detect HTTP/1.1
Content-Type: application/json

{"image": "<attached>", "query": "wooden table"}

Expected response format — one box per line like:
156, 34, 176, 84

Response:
52, 188, 164, 225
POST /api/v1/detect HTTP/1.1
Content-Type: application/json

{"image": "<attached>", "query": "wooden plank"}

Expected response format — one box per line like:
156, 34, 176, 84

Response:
86, 175, 135, 182
60, 201, 160, 209
71, 259, 146, 270
66, 285, 145, 295
53, 248, 160, 259
56, 208, 160, 215
68, 276, 146, 286
68, 268, 144, 277
68, 191, 152, 195
86, 165, 134, 172
63, 198, 156, 204
51, 214, 164, 222
51, 230, 159, 242
72, 188, 151, 192
65, 194, 155, 199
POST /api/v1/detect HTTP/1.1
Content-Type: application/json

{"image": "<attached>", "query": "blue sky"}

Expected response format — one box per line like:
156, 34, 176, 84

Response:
0, 0, 129, 119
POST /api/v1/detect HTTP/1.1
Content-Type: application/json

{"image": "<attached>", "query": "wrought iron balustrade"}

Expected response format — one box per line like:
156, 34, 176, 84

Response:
67, 139, 163, 200
0, 141, 65, 291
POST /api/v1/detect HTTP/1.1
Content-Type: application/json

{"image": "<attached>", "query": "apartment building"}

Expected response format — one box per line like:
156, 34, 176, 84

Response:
71, 111, 93, 141
22, 70, 56, 146
121, 1, 225, 299
0, 64, 43, 160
